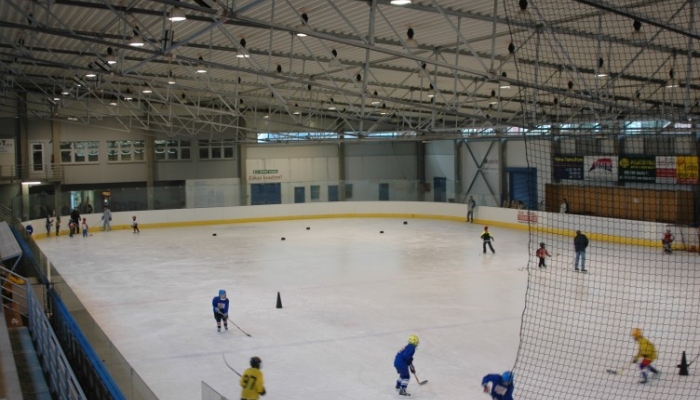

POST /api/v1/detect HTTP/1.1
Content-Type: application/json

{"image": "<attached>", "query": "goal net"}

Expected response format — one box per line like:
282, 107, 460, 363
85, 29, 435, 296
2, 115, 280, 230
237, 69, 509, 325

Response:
502, 0, 700, 398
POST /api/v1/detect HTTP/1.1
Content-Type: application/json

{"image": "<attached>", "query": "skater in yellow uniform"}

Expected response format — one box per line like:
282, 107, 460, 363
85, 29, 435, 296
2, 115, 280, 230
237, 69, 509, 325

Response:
631, 328, 660, 384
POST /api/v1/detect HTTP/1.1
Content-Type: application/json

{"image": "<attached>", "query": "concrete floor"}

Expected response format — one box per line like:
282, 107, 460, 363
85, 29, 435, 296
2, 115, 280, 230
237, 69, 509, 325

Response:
36, 218, 700, 400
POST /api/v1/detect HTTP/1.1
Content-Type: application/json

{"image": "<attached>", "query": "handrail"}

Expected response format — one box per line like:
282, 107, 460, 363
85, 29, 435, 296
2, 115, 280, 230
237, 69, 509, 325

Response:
0, 164, 64, 182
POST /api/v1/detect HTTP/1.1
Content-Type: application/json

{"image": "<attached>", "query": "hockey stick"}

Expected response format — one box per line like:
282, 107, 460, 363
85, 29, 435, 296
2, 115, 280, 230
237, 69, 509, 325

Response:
411, 370, 428, 385
222, 353, 242, 377
606, 362, 633, 375
225, 316, 252, 337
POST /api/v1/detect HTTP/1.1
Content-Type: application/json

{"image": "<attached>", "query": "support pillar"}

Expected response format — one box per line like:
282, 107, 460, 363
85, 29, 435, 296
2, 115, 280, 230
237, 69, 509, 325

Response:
145, 136, 154, 210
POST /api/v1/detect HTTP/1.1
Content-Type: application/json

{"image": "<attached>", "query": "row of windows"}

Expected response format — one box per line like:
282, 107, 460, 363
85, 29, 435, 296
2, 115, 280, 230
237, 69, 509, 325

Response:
60, 140, 236, 163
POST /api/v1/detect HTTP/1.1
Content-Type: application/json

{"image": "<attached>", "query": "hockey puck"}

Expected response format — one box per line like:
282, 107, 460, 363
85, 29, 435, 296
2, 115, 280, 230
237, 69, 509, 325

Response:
306, 227, 310, 230
380, 231, 384, 234
403, 221, 407, 225
281, 237, 286, 241
213, 233, 217, 236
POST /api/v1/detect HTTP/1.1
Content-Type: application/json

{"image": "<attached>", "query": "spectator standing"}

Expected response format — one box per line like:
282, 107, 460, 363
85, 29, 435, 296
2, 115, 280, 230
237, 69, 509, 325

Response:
102, 206, 112, 231
573, 230, 589, 272
466, 195, 476, 223
560, 198, 569, 214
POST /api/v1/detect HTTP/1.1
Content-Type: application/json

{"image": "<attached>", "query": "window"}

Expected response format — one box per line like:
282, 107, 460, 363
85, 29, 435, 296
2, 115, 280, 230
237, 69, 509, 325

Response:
258, 132, 338, 142
198, 139, 235, 159
310, 185, 320, 201
60, 141, 99, 163
345, 184, 353, 199
107, 140, 145, 162
155, 140, 190, 161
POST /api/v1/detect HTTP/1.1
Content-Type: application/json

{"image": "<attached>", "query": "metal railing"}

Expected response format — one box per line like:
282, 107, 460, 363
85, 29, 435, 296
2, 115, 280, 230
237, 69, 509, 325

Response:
0, 164, 64, 182
1, 264, 87, 399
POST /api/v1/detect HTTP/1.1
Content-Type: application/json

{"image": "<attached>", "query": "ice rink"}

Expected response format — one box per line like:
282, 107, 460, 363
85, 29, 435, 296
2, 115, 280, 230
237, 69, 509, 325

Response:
36, 217, 700, 399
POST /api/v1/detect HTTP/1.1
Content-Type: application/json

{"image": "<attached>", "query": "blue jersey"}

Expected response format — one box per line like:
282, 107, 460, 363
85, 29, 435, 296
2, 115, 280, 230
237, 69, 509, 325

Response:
212, 296, 229, 314
394, 343, 416, 368
481, 374, 514, 400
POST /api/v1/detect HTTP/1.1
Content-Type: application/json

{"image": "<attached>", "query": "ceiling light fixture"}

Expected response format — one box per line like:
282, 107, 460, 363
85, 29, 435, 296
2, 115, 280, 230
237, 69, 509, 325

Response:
595, 57, 608, 78
390, 0, 412, 4
665, 68, 679, 88
196, 56, 207, 73
85, 64, 97, 78
106, 47, 117, 64
169, 6, 187, 22
129, 27, 145, 47
371, 90, 381, 105
489, 90, 499, 105
167, 70, 176, 85
296, 13, 310, 37
405, 27, 419, 49
142, 84, 152, 94
499, 72, 511, 89
237, 38, 250, 58
124, 88, 133, 101
329, 49, 341, 67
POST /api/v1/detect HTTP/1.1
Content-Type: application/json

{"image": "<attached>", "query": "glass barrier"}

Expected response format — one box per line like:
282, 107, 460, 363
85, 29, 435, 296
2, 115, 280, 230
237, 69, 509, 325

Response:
50, 262, 159, 400
12, 179, 503, 222
201, 381, 229, 400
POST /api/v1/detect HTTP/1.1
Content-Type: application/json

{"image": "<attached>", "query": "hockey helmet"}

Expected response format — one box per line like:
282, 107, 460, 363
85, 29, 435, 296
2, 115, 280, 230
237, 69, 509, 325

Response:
219, 289, 227, 298
540, 242, 546, 247
484, 226, 489, 231
250, 356, 262, 369
407, 334, 420, 346
631, 328, 642, 338
502, 371, 513, 384
132, 215, 136, 220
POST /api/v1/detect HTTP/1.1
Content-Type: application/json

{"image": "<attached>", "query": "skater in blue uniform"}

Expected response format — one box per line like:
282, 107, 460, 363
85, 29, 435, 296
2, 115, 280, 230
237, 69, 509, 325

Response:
482, 370, 514, 400
394, 334, 419, 396
212, 289, 229, 332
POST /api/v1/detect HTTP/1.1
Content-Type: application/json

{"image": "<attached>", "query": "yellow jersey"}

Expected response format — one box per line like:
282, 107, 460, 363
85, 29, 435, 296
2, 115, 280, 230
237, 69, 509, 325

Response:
240, 367, 265, 400
634, 337, 657, 362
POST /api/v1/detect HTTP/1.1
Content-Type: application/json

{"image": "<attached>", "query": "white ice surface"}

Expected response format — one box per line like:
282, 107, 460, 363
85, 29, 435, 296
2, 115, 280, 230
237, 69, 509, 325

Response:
36, 218, 700, 400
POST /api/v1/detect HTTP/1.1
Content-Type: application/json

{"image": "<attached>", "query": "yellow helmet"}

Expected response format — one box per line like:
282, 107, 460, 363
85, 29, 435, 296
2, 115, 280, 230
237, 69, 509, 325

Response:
408, 334, 420, 346
631, 328, 642, 338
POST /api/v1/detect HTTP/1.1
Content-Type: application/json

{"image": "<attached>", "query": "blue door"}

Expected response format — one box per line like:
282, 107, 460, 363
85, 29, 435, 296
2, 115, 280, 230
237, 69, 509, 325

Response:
379, 183, 389, 201
251, 183, 282, 205
294, 187, 305, 203
507, 168, 537, 210
328, 185, 339, 201
433, 177, 447, 202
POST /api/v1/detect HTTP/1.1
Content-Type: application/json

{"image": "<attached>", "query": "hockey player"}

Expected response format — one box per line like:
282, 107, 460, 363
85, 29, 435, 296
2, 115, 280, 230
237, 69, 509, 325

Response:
240, 356, 266, 400
212, 289, 229, 332
631, 328, 660, 384
394, 334, 419, 396
481, 226, 495, 254
536, 242, 551, 268
662, 229, 675, 254
481, 371, 514, 400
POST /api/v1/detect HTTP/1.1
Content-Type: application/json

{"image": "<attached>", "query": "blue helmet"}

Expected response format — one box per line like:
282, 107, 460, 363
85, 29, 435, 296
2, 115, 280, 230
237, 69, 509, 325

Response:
219, 289, 226, 297
502, 371, 513, 385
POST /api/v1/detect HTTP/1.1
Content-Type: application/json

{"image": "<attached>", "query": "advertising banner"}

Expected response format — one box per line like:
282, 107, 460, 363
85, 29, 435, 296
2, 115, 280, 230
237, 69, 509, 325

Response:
584, 156, 618, 181
655, 156, 676, 184
552, 156, 584, 180
676, 156, 698, 184
618, 156, 656, 183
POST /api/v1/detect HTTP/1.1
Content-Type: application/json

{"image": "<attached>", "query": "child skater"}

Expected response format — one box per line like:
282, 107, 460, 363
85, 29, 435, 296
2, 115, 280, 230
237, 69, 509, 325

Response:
132, 215, 140, 234
536, 242, 551, 268
394, 334, 419, 396
481, 226, 495, 254
82, 218, 89, 237
212, 289, 229, 332
55, 215, 60, 237
631, 328, 660, 384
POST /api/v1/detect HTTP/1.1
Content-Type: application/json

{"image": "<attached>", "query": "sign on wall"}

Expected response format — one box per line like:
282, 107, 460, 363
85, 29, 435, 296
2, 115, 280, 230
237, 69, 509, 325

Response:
553, 156, 584, 180
584, 156, 618, 181
0, 139, 15, 154
248, 169, 283, 182
619, 156, 656, 183
676, 156, 699, 184
655, 156, 676, 184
